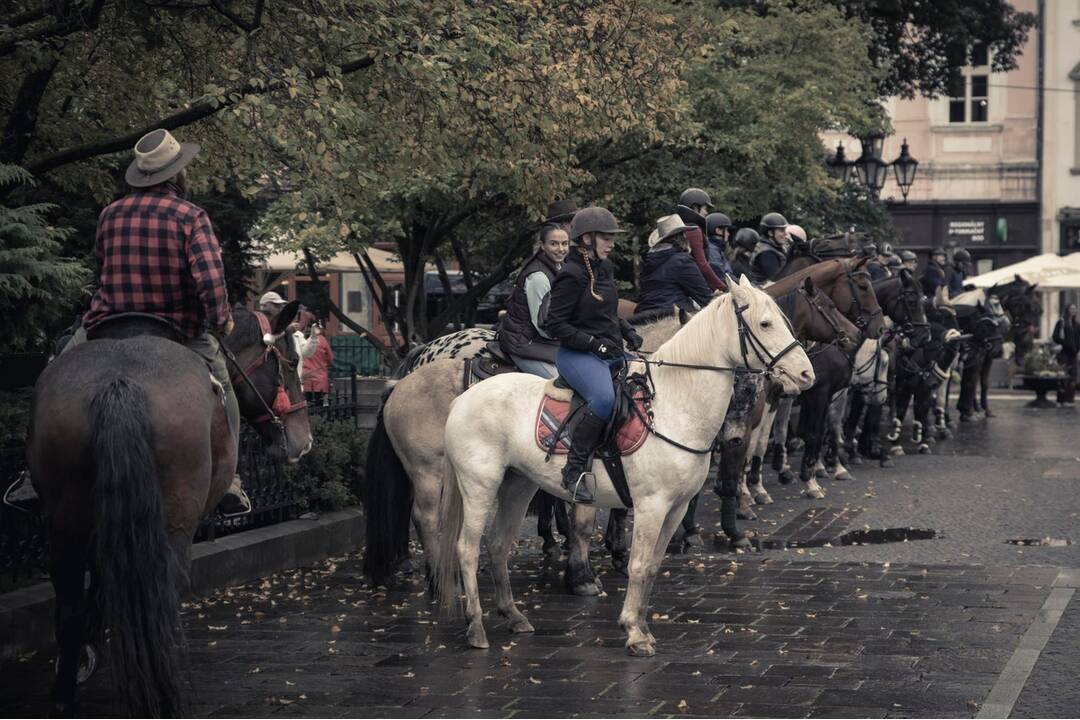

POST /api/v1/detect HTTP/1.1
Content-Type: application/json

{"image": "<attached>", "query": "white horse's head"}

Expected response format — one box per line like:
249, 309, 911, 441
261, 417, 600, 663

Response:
728, 275, 815, 394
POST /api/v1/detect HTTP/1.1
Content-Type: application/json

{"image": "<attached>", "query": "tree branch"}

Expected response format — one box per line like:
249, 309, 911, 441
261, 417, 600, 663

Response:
1, 5, 50, 28
24, 54, 376, 176
352, 250, 404, 357
209, 0, 263, 33
428, 227, 534, 334
1, 57, 59, 165
0, 0, 108, 58
300, 247, 397, 366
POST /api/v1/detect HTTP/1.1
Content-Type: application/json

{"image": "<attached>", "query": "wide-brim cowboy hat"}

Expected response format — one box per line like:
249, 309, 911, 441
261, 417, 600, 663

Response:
544, 199, 578, 225
648, 214, 692, 248
125, 128, 201, 188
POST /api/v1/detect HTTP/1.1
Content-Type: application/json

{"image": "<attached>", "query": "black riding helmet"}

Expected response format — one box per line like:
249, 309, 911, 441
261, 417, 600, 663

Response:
734, 227, 760, 252
860, 243, 878, 258
678, 187, 714, 211
569, 206, 625, 244
954, 248, 971, 263
706, 212, 733, 238
759, 212, 788, 233
899, 249, 917, 262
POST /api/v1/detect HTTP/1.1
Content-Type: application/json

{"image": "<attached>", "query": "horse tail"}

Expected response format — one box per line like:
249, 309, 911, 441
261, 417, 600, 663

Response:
362, 400, 413, 585
89, 377, 186, 717
433, 455, 463, 612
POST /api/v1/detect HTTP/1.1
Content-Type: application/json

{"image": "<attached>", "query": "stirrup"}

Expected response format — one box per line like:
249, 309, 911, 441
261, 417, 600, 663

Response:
3, 471, 38, 513
563, 471, 596, 504
218, 487, 252, 518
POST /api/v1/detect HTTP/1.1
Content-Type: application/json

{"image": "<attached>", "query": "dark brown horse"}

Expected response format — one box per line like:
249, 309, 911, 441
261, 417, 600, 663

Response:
27, 302, 312, 716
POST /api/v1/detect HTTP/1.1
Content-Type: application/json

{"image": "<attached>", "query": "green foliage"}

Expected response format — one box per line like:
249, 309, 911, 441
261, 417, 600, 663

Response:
0, 388, 32, 447
1023, 344, 1064, 378
283, 417, 367, 511
587, 2, 883, 250
0, 164, 92, 351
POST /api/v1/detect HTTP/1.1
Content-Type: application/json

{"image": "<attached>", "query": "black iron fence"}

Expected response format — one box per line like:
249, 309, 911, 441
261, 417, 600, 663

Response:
0, 374, 372, 589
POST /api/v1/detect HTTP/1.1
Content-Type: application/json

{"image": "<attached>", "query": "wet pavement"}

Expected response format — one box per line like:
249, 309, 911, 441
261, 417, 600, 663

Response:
1, 391, 1077, 718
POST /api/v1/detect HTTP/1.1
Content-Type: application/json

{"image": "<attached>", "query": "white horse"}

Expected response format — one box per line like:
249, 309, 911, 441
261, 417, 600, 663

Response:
433, 277, 814, 655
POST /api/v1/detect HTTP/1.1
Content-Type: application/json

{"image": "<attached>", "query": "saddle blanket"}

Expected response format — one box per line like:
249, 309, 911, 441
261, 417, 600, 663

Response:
534, 391, 649, 456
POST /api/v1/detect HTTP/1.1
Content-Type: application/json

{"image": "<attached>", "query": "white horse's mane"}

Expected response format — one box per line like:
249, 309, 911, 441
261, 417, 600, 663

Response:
950, 288, 986, 307
651, 293, 730, 366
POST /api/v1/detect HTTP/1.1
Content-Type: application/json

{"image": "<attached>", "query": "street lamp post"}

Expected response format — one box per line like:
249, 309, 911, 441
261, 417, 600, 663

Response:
826, 134, 919, 201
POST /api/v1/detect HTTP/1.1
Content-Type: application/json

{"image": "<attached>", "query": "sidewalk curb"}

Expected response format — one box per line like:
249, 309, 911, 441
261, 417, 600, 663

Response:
0, 507, 365, 662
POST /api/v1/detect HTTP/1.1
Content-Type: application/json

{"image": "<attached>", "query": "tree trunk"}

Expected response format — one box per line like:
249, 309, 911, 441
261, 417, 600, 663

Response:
301, 248, 397, 367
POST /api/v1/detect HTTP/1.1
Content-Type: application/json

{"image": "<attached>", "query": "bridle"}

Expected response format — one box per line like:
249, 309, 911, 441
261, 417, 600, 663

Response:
798, 287, 852, 349
633, 296, 804, 455
844, 265, 883, 331
223, 312, 308, 432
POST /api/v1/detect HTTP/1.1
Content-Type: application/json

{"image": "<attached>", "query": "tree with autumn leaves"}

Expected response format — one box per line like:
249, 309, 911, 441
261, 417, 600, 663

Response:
1, 0, 1035, 348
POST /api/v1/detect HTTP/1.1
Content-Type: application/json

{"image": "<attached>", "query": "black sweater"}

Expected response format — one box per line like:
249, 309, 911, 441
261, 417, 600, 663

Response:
544, 250, 627, 353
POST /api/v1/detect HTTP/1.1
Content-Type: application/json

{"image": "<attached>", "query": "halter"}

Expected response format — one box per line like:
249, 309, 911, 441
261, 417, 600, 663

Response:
845, 265, 883, 331
224, 312, 308, 430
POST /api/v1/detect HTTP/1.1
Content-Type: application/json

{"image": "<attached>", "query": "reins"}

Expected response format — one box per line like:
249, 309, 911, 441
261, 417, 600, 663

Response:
222, 311, 307, 431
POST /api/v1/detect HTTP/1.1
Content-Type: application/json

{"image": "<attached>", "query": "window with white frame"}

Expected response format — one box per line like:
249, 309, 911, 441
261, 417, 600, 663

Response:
948, 42, 990, 124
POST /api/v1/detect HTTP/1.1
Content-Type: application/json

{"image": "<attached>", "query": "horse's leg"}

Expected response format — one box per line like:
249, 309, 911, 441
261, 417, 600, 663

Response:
554, 498, 571, 547
604, 508, 630, 575
489, 473, 538, 634
451, 470, 502, 650
50, 537, 88, 713
565, 503, 602, 595
536, 493, 559, 557
772, 399, 796, 482
980, 353, 994, 416
914, 384, 932, 454
619, 498, 685, 656
411, 470, 442, 580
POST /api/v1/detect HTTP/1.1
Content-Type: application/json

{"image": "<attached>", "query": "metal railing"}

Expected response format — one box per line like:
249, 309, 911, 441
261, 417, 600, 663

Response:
0, 374, 371, 587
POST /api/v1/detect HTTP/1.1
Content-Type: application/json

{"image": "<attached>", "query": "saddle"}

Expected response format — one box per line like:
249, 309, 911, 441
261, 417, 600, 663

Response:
534, 366, 653, 508
86, 313, 185, 344
461, 341, 520, 388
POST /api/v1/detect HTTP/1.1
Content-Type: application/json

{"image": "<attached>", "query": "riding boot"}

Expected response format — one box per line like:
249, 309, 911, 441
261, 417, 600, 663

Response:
561, 408, 607, 504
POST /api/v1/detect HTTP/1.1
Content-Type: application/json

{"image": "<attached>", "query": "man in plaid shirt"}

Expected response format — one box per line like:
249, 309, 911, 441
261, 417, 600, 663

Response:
61, 129, 249, 514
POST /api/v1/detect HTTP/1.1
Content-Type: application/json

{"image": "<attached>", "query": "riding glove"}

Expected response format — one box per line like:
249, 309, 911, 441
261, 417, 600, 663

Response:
588, 336, 618, 360
624, 328, 644, 352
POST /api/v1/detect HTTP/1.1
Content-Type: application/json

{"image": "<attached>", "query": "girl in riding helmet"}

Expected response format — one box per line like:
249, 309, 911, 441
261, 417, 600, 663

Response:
730, 228, 759, 283
705, 212, 735, 279
498, 223, 570, 378
544, 207, 643, 503
633, 214, 715, 321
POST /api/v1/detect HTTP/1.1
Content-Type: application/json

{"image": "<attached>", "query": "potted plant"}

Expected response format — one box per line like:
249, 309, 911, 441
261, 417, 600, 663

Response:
1020, 344, 1066, 408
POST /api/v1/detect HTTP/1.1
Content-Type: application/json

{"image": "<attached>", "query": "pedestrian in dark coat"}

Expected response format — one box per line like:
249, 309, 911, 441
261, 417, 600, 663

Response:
1054, 303, 1080, 405
920, 249, 949, 298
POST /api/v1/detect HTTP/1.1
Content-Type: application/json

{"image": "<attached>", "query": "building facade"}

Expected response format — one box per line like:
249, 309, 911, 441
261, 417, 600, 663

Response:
1041, 0, 1080, 318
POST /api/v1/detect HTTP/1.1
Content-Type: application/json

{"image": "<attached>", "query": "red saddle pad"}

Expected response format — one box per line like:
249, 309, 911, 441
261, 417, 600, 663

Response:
535, 392, 649, 456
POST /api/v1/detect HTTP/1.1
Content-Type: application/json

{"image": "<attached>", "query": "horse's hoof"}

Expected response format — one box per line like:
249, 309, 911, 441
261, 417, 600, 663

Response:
803, 486, 826, 500
889, 445, 905, 457
753, 492, 774, 505
736, 507, 757, 521
777, 469, 795, 485
542, 542, 561, 559
467, 623, 489, 649
835, 471, 854, 482
509, 618, 535, 634
571, 581, 602, 597
984, 409, 995, 418
627, 640, 657, 657
731, 537, 753, 551
938, 429, 952, 440
849, 455, 864, 466
814, 465, 828, 478
917, 443, 931, 455
684, 531, 704, 548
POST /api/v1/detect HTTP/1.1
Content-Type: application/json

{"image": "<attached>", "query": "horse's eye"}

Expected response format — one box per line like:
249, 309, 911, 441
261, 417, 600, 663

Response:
761, 320, 771, 328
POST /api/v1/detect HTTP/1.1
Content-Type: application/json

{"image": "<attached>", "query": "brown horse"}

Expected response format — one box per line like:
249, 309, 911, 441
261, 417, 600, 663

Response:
27, 302, 312, 716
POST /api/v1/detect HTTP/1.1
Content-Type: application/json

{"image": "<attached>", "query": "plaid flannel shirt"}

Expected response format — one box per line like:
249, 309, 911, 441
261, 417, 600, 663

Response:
84, 187, 231, 339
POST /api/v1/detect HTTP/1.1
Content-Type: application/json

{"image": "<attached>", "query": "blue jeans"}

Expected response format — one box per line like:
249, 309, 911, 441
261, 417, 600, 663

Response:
509, 354, 557, 379
555, 347, 625, 420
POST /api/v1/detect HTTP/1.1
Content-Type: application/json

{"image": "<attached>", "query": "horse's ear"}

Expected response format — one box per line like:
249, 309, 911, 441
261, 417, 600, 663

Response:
678, 308, 691, 326
1027, 283, 1037, 294
803, 276, 816, 296
729, 275, 751, 303
739, 273, 753, 289
272, 300, 302, 334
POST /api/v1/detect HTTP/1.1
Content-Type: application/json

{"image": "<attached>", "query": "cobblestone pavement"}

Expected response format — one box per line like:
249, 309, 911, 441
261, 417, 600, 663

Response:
1, 393, 1077, 718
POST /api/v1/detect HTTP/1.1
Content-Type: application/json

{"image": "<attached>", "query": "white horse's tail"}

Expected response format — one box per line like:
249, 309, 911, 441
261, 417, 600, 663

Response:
433, 455, 464, 613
